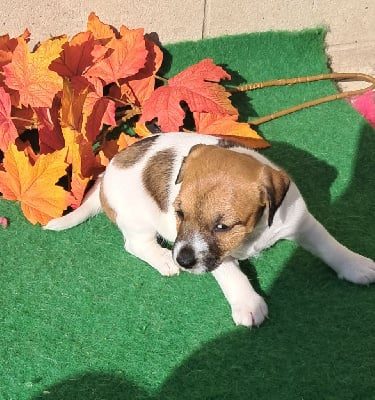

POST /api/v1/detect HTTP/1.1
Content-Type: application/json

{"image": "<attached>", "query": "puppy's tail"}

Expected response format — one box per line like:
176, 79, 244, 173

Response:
44, 176, 102, 231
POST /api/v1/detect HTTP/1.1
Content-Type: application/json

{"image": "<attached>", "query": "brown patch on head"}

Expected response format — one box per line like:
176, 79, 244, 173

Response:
100, 184, 117, 223
173, 144, 290, 269
112, 135, 158, 169
143, 148, 176, 212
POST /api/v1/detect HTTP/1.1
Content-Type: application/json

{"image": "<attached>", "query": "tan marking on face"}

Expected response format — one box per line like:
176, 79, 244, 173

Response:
99, 184, 117, 223
174, 145, 289, 266
112, 135, 158, 169
143, 148, 176, 212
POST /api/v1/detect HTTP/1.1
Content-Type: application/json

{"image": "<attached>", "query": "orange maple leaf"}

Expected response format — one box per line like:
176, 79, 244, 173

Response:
86, 12, 116, 43
0, 34, 18, 67
0, 144, 69, 225
193, 112, 270, 148
50, 31, 108, 78
140, 58, 237, 131
114, 37, 163, 107
3, 36, 67, 108
68, 172, 92, 210
0, 30, 30, 69
84, 27, 148, 85
0, 87, 18, 151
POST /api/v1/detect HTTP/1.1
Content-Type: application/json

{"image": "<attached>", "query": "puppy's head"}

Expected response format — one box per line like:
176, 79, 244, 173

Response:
172, 144, 290, 274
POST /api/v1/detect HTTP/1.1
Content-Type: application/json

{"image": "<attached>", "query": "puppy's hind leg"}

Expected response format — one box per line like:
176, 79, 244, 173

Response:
295, 212, 375, 285
119, 223, 180, 277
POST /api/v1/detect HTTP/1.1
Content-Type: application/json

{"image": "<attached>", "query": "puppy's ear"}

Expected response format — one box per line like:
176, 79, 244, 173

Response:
175, 144, 207, 184
260, 165, 290, 227
175, 156, 187, 184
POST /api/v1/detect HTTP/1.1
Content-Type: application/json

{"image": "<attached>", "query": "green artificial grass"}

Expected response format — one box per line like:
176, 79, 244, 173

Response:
1, 29, 375, 399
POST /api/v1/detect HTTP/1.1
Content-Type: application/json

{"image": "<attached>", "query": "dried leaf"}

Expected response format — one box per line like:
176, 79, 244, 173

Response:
11, 106, 35, 132
34, 103, 65, 153
68, 173, 92, 210
60, 78, 89, 131
133, 122, 151, 137
120, 37, 163, 106
0, 144, 69, 225
194, 112, 270, 148
0, 29, 30, 68
98, 133, 138, 166
84, 95, 116, 142
87, 12, 116, 43
140, 58, 236, 131
84, 28, 148, 85
0, 87, 18, 151
50, 31, 107, 77
61, 127, 99, 177
3, 36, 67, 108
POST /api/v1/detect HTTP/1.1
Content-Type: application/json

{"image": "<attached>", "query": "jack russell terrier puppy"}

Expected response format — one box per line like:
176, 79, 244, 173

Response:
45, 132, 375, 327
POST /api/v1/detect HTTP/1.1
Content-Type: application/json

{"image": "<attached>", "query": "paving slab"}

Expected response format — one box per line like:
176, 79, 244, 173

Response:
1, 0, 374, 88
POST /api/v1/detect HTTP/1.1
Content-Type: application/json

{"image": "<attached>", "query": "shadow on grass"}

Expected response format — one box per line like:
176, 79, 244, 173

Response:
33, 125, 375, 400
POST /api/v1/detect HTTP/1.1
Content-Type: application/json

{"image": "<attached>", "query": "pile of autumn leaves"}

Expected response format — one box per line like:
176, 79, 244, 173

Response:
0, 12, 267, 225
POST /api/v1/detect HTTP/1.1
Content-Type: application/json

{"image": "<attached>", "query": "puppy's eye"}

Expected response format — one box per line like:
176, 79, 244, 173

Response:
214, 223, 231, 232
176, 210, 184, 220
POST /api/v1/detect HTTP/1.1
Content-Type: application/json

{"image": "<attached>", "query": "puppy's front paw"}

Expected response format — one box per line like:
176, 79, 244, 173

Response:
231, 295, 268, 328
338, 255, 375, 285
155, 249, 180, 277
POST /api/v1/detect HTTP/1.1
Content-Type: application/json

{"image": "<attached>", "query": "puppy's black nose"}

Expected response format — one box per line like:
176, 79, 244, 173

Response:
176, 245, 197, 269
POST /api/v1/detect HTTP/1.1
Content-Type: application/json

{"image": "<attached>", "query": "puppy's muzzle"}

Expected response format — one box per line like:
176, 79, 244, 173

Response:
173, 237, 219, 274
175, 245, 197, 269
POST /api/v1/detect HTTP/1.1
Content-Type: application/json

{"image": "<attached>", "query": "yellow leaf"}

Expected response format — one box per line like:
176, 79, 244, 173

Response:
133, 122, 151, 137
0, 144, 69, 225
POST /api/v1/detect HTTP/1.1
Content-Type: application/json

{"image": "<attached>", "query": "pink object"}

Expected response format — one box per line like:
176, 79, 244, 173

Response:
349, 90, 375, 128
0, 217, 8, 228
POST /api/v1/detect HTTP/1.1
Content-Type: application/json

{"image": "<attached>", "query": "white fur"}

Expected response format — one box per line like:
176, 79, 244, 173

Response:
45, 132, 375, 327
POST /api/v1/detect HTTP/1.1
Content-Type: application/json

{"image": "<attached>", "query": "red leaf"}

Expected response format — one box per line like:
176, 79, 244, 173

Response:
34, 102, 65, 154
140, 59, 236, 131
84, 96, 116, 142
0, 87, 18, 151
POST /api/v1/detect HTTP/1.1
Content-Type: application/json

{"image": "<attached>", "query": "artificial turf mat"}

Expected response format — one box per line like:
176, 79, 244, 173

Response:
1, 28, 375, 399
